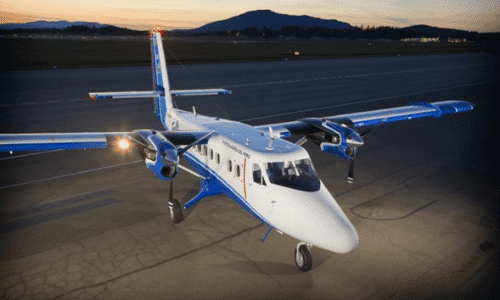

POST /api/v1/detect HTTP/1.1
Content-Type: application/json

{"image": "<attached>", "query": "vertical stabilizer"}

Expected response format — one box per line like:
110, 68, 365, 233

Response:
150, 32, 174, 128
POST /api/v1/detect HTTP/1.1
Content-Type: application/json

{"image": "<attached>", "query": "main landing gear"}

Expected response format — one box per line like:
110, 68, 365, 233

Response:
294, 242, 312, 272
168, 180, 183, 223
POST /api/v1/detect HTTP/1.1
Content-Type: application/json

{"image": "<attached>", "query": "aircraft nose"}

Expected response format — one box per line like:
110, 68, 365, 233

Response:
274, 189, 359, 254
306, 205, 358, 253
325, 217, 359, 253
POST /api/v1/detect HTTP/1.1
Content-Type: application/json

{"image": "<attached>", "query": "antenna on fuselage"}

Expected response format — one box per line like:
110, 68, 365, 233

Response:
266, 126, 275, 150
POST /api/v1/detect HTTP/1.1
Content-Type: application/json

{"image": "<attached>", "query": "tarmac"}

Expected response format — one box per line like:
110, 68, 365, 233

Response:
0, 53, 499, 299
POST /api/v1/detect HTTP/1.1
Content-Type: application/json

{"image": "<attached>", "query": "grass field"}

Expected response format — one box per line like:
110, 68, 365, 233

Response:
1, 37, 487, 72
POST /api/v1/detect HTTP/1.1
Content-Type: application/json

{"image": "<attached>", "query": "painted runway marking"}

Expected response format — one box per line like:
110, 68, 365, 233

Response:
0, 98, 88, 107
239, 80, 496, 122
0, 198, 122, 233
14, 177, 148, 216
225, 63, 489, 88
0, 149, 63, 161
0, 160, 142, 190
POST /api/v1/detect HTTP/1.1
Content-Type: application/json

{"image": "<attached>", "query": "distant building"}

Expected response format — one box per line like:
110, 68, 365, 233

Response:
448, 37, 468, 43
400, 37, 440, 43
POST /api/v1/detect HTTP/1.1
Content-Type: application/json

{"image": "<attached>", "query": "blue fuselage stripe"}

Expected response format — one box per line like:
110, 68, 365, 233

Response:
183, 152, 270, 225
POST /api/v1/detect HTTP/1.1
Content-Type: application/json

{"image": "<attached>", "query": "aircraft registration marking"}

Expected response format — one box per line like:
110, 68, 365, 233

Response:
222, 140, 251, 159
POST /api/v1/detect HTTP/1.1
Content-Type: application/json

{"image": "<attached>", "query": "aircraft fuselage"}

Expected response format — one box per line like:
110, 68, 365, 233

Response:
169, 109, 359, 254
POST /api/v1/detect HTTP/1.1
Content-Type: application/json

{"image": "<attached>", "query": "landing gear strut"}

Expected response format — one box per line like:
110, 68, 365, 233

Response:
168, 180, 183, 223
294, 242, 312, 272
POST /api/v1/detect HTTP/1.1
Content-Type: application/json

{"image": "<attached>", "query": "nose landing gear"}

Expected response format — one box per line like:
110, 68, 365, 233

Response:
295, 242, 312, 272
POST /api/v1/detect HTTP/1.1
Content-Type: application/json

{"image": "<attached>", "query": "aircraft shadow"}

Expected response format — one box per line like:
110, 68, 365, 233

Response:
220, 248, 333, 275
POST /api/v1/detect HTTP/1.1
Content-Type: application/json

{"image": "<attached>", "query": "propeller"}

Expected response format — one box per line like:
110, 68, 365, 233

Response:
348, 159, 354, 184
346, 124, 379, 183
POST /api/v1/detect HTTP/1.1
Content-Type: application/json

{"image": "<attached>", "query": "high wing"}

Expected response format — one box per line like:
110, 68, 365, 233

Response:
254, 100, 474, 183
0, 131, 211, 152
256, 100, 474, 137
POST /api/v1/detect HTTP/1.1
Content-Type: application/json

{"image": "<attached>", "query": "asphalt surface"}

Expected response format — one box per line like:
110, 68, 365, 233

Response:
0, 53, 499, 300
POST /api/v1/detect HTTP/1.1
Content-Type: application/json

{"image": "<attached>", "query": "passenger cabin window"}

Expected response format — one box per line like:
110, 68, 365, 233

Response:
264, 159, 320, 192
202, 145, 207, 156
216, 153, 220, 164
227, 159, 232, 172
236, 165, 241, 177
209, 149, 214, 160
196, 145, 201, 152
253, 164, 266, 186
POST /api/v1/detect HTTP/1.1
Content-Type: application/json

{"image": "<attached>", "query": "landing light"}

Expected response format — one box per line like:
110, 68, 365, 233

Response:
118, 139, 130, 150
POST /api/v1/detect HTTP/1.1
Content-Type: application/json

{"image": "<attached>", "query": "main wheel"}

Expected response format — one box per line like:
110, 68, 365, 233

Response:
169, 199, 183, 224
294, 244, 312, 272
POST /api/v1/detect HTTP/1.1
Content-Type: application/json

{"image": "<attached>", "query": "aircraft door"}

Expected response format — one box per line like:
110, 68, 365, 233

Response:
247, 162, 273, 215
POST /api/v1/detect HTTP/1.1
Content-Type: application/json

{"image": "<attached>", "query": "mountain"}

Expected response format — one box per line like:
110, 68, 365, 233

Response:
0, 21, 106, 30
186, 10, 353, 33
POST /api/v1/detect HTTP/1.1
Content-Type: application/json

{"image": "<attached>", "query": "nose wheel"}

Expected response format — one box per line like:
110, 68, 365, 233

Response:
294, 243, 312, 272
168, 180, 183, 223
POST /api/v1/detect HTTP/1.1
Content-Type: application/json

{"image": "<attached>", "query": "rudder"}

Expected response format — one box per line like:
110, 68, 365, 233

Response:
150, 32, 174, 127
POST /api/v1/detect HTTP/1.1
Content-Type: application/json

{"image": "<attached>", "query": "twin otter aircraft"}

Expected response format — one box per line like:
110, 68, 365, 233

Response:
0, 32, 474, 272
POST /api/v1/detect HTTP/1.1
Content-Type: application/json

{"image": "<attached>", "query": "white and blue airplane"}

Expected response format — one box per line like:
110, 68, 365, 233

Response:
0, 32, 474, 272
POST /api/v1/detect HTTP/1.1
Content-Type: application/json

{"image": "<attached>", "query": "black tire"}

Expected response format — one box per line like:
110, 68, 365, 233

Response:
294, 245, 312, 272
169, 199, 183, 224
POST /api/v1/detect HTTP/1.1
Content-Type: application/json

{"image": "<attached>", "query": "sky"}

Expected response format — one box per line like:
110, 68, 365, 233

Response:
1, 0, 499, 32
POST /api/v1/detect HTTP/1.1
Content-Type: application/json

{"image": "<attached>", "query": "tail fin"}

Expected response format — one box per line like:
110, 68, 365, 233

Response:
88, 31, 231, 131
150, 32, 174, 124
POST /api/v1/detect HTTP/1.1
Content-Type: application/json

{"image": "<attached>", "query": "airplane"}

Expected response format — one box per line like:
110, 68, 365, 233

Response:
0, 32, 474, 272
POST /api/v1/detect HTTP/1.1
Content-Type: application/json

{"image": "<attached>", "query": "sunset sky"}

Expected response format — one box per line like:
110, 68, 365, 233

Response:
1, 0, 499, 32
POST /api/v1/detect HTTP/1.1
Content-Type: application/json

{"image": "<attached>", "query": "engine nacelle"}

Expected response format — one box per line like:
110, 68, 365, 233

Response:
317, 120, 364, 160
140, 131, 179, 181
320, 142, 358, 160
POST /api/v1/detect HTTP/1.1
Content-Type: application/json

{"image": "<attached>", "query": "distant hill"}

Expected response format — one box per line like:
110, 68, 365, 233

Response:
0, 21, 148, 36
182, 10, 353, 33
401, 25, 477, 38
0, 21, 107, 30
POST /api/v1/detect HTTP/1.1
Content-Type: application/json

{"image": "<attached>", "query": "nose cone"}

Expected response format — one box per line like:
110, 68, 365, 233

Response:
305, 199, 359, 253
321, 214, 359, 253
271, 185, 359, 254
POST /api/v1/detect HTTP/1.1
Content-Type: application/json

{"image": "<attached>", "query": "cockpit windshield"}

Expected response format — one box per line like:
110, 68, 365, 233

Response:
264, 159, 320, 192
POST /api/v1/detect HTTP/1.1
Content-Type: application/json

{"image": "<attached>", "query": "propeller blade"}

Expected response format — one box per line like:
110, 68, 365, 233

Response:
177, 131, 214, 156
347, 159, 354, 183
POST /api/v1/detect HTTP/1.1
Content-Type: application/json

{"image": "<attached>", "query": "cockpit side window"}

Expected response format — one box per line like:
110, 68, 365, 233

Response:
264, 159, 320, 192
253, 163, 266, 186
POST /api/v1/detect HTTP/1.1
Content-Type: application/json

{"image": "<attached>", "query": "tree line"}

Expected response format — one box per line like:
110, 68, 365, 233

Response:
2, 24, 498, 44
179, 25, 498, 43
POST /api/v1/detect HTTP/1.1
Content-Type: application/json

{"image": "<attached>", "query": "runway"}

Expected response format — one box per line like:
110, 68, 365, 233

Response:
1, 53, 499, 299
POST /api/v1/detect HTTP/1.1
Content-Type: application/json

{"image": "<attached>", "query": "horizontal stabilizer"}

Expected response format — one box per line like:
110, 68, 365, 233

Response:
170, 89, 232, 96
89, 89, 231, 100
89, 91, 160, 100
